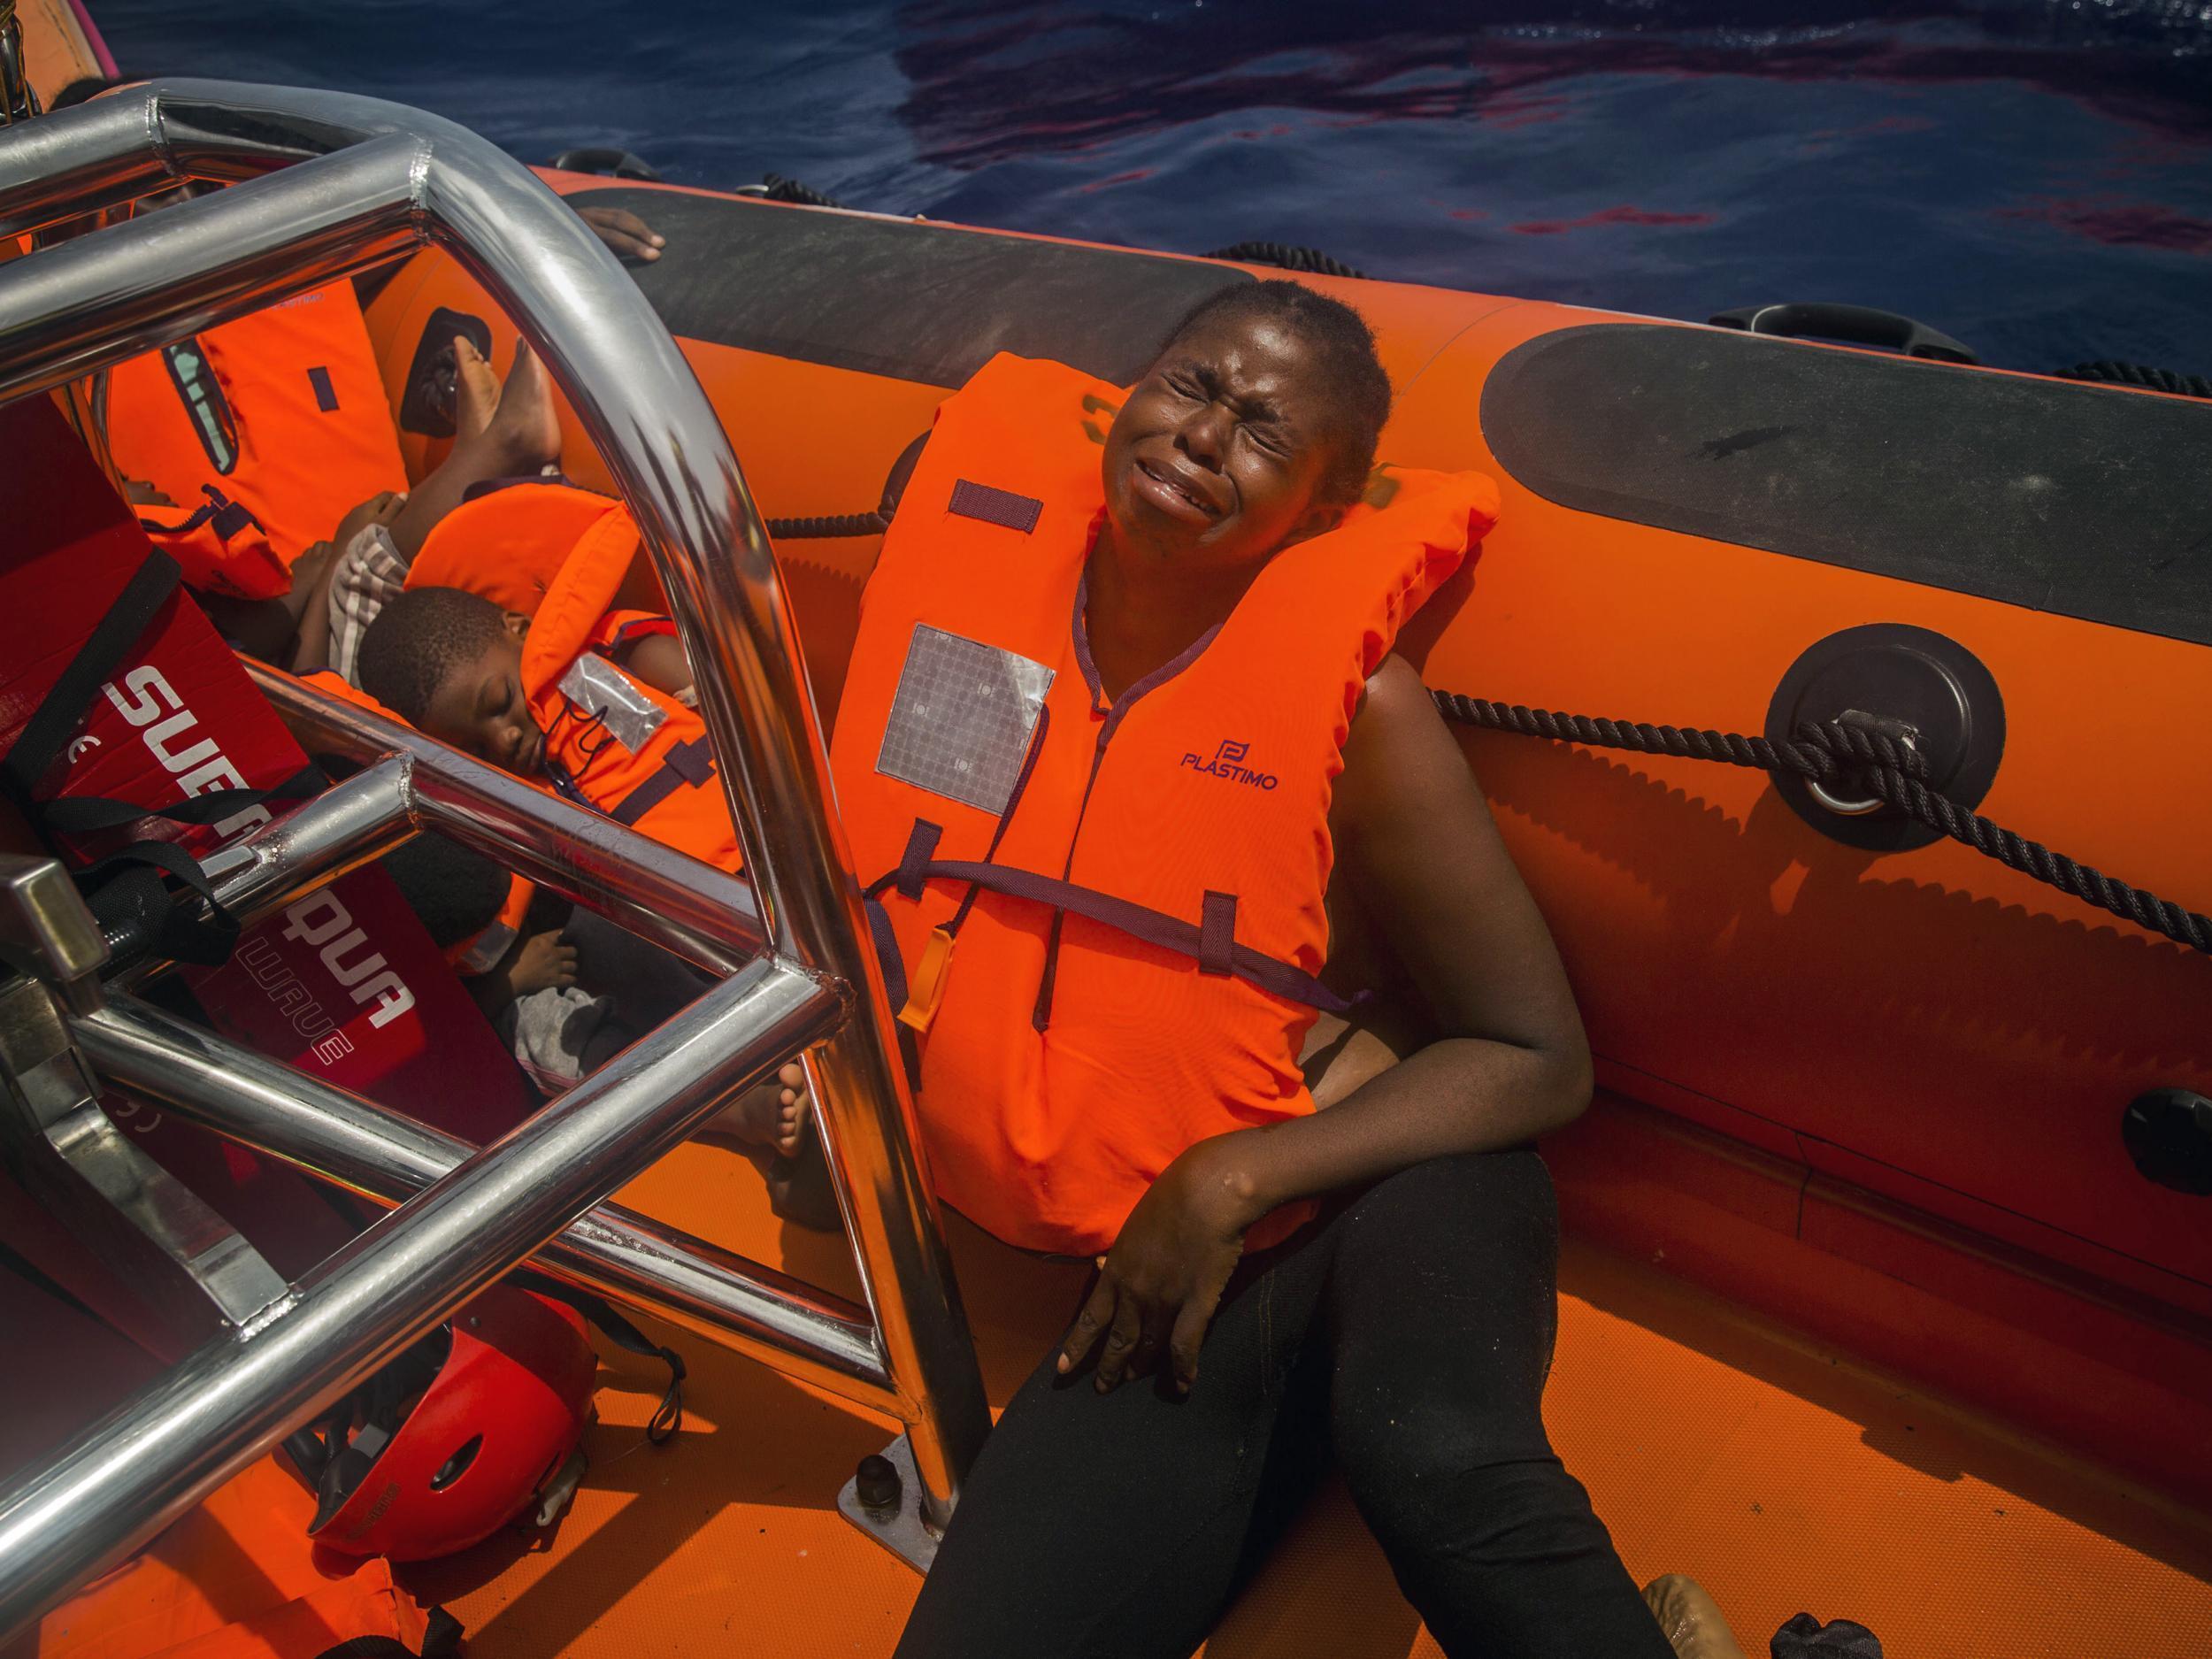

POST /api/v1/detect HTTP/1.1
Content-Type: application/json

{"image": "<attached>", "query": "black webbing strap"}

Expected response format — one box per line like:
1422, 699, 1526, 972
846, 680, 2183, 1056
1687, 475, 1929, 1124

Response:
38, 764, 320, 835
141, 484, 260, 544
862, 891, 910, 1015
860, 888, 923, 1088
75, 839, 242, 966
0, 550, 180, 812
607, 736, 716, 828
895, 820, 942, 900
881, 854, 1357, 1016
513, 1269, 687, 1444
1198, 890, 1238, 978
0, 549, 322, 970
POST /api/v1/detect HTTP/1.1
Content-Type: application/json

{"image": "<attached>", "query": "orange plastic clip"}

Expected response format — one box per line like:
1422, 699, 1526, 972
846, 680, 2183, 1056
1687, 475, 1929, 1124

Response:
897, 926, 957, 1033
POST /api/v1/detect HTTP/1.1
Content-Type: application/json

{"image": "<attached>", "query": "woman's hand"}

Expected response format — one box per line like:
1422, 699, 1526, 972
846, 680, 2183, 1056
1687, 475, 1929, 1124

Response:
1056, 1135, 1266, 1396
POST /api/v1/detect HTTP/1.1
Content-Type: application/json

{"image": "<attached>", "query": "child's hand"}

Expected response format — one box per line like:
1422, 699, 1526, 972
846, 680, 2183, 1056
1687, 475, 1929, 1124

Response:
333, 488, 407, 550
506, 928, 579, 996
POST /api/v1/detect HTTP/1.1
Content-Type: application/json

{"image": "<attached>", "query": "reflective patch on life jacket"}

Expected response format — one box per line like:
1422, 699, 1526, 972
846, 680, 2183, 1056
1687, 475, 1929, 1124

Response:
306, 365, 339, 412
557, 650, 665, 755
454, 919, 519, 977
159, 338, 239, 475
875, 624, 1053, 815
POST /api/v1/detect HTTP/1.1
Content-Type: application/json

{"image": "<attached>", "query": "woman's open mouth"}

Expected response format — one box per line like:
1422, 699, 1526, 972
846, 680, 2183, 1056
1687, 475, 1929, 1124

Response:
1133, 457, 1223, 523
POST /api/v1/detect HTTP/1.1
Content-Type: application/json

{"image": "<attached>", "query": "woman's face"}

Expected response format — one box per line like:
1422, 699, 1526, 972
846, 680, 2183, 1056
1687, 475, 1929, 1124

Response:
1101, 309, 1348, 577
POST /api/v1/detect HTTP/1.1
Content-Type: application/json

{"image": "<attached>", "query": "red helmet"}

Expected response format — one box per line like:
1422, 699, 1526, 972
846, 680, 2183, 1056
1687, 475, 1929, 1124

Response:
304, 1285, 596, 1562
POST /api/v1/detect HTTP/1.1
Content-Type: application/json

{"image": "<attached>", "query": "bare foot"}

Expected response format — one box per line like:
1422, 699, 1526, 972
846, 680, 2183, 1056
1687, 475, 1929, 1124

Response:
701, 1060, 810, 1158
452, 336, 503, 440
1642, 1575, 1749, 1659
458, 338, 562, 474
766, 1060, 808, 1157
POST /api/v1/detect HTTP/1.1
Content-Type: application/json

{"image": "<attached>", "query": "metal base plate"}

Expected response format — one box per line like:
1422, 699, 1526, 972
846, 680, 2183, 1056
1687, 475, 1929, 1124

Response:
835, 1432, 940, 1573
1763, 622, 2005, 851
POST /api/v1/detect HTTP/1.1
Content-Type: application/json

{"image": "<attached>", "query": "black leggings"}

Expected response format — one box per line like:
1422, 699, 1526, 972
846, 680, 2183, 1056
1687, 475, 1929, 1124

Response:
895, 1150, 1671, 1659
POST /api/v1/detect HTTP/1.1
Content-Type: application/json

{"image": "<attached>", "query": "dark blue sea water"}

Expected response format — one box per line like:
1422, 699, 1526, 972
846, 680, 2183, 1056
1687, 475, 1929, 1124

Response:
85, 2, 2212, 373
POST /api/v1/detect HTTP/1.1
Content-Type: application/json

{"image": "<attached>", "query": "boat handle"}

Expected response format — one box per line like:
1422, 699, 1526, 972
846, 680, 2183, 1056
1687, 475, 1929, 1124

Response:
1709, 302, 1978, 365
546, 144, 661, 181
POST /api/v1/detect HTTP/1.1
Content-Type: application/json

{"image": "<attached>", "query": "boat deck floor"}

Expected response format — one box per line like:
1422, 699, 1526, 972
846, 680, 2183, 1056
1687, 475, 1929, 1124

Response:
384, 1140, 2212, 1659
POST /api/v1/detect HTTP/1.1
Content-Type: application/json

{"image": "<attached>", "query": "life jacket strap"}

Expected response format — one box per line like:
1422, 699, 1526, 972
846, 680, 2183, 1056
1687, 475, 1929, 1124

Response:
1, 550, 181, 808
894, 820, 941, 900
35, 764, 319, 836
607, 735, 716, 828
138, 483, 263, 545
887, 855, 1358, 1017
1198, 891, 1237, 978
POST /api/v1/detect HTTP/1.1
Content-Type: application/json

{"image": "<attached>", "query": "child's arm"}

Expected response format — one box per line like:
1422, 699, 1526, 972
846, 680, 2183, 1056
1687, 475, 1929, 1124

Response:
466, 927, 578, 1018
288, 491, 405, 674
614, 632, 695, 700
284, 541, 341, 673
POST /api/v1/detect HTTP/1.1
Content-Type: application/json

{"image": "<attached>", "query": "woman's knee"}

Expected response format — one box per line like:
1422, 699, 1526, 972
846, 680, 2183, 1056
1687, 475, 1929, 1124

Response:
1329, 1367, 1558, 1510
1323, 1150, 1564, 1491
1342, 1440, 1612, 1592
1342, 1147, 1558, 1243
1327, 1149, 1561, 1342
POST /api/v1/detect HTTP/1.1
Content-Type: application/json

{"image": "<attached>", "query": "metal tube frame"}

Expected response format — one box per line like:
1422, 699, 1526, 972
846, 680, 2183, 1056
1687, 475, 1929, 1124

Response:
79, 992, 887, 1402
238, 664, 766, 973
3, 955, 835, 1637
0, 77, 987, 1632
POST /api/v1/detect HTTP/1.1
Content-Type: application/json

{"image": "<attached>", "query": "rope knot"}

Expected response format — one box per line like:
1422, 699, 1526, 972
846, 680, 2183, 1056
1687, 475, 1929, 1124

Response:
1792, 716, 1929, 783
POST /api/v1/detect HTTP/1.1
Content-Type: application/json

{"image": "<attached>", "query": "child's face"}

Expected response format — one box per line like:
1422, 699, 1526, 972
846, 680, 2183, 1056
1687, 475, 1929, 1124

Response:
422, 624, 545, 777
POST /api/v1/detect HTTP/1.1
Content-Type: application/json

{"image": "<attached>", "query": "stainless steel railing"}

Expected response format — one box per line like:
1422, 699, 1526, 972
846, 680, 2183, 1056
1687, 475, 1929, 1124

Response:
0, 79, 987, 1638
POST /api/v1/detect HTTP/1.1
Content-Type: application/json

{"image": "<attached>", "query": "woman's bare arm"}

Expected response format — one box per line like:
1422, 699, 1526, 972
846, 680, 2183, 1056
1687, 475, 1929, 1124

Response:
1061, 654, 1591, 1392
1213, 653, 1591, 1210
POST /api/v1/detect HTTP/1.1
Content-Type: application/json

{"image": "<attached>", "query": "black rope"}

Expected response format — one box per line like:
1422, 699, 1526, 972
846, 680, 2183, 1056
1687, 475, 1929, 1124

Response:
2052, 360, 2211, 400
760, 173, 852, 211
1201, 241, 1369, 280
1431, 692, 2212, 957
765, 511, 888, 540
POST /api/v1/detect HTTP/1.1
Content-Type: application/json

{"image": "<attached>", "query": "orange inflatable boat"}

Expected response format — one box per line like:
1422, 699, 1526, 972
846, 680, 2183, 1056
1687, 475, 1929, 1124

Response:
3, 13, 2209, 1659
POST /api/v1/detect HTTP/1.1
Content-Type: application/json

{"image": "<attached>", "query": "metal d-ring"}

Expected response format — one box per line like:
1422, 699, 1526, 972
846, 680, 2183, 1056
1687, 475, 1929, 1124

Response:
1803, 710, 1921, 818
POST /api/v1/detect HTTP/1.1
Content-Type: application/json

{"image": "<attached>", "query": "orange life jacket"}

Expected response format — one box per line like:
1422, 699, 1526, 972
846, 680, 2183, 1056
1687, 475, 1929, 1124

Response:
99, 283, 407, 601
828, 353, 1498, 1256
411, 484, 742, 874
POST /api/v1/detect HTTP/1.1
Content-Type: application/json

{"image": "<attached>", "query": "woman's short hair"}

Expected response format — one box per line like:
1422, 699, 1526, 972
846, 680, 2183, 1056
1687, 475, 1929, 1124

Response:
1153, 279, 1393, 506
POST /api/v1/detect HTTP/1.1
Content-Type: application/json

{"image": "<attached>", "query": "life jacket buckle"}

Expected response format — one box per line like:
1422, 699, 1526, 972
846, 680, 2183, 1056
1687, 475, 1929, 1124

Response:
896, 926, 957, 1034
